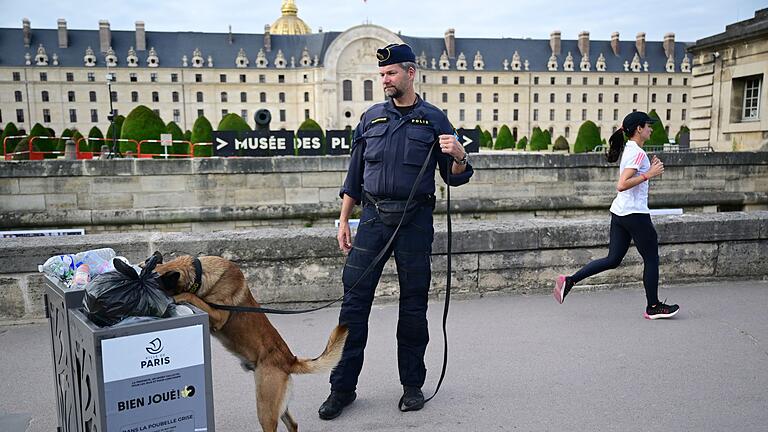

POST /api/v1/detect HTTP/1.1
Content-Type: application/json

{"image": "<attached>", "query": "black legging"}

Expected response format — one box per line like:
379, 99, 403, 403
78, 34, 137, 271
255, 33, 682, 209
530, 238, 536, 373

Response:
571, 213, 660, 306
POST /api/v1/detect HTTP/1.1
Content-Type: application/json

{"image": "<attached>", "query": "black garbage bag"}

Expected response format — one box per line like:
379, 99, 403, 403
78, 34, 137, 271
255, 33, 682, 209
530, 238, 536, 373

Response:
82, 255, 172, 327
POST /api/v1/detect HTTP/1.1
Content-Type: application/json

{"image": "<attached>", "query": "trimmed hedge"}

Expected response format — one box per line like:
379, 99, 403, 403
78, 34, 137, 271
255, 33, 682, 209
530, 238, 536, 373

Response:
647, 109, 669, 147
516, 136, 528, 150
530, 127, 549, 151
120, 106, 166, 155
573, 120, 601, 153
106, 115, 125, 141
493, 125, 515, 150
217, 113, 252, 132
28, 123, 56, 159
191, 116, 213, 157
553, 135, 569, 152
166, 121, 189, 155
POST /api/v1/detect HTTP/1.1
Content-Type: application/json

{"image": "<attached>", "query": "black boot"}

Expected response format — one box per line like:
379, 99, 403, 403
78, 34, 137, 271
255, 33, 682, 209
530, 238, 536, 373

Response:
318, 390, 356, 420
398, 386, 425, 412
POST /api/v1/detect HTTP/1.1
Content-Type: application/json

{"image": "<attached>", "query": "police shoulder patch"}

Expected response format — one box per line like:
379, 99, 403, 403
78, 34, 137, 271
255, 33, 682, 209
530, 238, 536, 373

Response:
370, 117, 389, 124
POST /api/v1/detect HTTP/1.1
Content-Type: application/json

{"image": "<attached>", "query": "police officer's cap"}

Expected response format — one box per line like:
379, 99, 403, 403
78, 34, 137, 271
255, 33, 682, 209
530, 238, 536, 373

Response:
376, 43, 416, 67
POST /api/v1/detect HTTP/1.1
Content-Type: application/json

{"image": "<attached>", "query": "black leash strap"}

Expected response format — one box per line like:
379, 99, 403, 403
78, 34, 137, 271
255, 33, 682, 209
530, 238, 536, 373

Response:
206, 142, 436, 316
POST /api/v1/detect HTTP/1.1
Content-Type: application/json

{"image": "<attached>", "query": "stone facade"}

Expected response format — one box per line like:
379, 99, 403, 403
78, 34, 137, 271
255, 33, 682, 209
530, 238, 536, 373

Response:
688, 8, 768, 151
1, 153, 766, 233
1, 211, 766, 323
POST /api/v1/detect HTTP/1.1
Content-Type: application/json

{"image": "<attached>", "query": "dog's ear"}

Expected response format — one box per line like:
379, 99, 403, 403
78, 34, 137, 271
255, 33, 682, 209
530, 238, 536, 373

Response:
152, 251, 163, 264
158, 271, 181, 293
139, 251, 163, 269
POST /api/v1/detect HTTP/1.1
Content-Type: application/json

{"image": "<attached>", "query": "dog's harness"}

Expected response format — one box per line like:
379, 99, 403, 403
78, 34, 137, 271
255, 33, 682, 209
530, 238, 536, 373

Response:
188, 257, 203, 294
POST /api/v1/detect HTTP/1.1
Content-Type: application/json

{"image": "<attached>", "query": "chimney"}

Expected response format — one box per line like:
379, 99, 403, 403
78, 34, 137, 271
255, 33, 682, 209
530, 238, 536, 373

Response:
57, 19, 67, 48
99, 20, 111, 53
611, 32, 620, 55
444, 28, 455, 59
578, 31, 590, 57
135, 21, 146, 51
264, 24, 271, 53
22, 18, 31, 48
663, 32, 675, 59
549, 30, 561, 56
635, 32, 646, 58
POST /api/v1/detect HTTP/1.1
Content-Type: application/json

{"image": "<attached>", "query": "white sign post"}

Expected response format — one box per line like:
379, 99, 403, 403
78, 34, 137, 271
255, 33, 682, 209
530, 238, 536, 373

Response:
160, 133, 173, 160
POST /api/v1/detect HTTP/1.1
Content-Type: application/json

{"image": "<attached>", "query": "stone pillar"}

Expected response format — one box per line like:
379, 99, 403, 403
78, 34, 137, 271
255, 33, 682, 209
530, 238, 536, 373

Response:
611, 32, 620, 56
663, 32, 675, 59
264, 24, 271, 53
64, 140, 76, 160
57, 19, 68, 48
550, 30, 561, 56
135, 21, 146, 51
578, 31, 590, 57
636, 32, 646, 58
444, 28, 455, 59
99, 20, 111, 53
23, 18, 31, 48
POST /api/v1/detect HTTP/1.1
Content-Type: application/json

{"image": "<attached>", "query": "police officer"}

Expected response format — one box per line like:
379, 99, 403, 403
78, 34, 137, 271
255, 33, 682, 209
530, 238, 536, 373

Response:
318, 43, 474, 420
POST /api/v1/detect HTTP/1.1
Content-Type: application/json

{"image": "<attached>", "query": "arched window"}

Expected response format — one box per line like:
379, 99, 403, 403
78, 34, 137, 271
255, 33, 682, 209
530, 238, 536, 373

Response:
172, 91, 179, 103
343, 79, 352, 101
220, 92, 228, 103
41, 91, 49, 102
364, 80, 373, 101
240, 92, 247, 103
260, 92, 267, 103
131, 91, 139, 103
196, 92, 204, 103
152, 91, 159, 103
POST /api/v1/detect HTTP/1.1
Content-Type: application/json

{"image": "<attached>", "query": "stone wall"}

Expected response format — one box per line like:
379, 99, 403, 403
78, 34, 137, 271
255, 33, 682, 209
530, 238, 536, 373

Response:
1, 211, 766, 323
1, 152, 766, 233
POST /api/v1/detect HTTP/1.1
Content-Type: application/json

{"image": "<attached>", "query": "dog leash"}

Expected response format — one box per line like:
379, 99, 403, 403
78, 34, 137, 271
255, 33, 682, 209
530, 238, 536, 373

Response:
207, 135, 456, 407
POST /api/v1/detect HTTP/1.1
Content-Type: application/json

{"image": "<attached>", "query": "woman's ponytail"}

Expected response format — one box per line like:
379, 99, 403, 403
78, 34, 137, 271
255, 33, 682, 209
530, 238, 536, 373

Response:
606, 128, 626, 163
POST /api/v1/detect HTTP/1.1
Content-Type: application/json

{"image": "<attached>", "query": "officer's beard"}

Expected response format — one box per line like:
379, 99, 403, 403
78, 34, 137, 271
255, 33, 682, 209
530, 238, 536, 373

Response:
384, 85, 403, 99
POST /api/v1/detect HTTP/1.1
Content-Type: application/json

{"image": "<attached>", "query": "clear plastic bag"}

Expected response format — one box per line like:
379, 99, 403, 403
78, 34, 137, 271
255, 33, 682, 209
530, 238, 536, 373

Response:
82, 255, 172, 327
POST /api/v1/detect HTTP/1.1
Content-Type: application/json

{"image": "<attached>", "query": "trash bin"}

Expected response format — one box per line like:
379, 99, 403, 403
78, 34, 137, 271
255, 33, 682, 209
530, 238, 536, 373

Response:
44, 275, 216, 432
44, 275, 86, 432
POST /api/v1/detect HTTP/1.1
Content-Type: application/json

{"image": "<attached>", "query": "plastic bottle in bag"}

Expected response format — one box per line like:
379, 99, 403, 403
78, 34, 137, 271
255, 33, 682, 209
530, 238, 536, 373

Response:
71, 264, 91, 289
75, 248, 117, 277
38, 254, 77, 283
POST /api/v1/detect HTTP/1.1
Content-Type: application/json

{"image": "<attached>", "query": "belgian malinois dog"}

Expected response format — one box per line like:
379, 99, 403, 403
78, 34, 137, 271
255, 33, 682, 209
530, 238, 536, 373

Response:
149, 253, 348, 432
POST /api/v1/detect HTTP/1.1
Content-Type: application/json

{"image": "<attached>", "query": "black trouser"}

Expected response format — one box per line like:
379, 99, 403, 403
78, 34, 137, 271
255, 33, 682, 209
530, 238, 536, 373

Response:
571, 213, 660, 306
330, 204, 434, 392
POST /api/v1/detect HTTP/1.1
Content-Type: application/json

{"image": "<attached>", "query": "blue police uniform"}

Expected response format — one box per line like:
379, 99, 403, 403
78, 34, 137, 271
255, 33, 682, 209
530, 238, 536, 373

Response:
331, 95, 474, 393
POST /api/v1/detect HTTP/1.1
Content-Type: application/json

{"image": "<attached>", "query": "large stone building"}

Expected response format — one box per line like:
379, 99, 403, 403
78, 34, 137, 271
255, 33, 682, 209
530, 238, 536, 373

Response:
688, 8, 768, 151
0, 0, 692, 146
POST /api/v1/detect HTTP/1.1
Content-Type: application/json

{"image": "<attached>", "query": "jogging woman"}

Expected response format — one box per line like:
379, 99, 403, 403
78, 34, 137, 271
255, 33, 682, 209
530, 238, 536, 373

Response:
553, 111, 679, 319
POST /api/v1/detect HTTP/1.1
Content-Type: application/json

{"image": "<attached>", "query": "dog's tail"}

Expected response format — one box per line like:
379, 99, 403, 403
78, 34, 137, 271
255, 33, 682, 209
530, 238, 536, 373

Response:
290, 324, 348, 375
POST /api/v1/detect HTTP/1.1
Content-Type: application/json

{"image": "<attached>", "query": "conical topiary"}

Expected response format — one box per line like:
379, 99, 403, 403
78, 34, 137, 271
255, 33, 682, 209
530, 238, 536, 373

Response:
493, 125, 515, 150
120, 106, 166, 155
553, 135, 570, 152
573, 120, 601, 153
191, 116, 213, 157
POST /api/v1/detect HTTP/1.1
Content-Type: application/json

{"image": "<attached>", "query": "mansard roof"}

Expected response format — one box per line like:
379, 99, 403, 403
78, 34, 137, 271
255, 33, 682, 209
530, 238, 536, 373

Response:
0, 25, 690, 73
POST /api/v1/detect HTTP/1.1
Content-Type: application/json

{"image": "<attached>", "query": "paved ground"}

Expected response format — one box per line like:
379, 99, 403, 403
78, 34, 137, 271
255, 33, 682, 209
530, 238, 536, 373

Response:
2, 279, 767, 432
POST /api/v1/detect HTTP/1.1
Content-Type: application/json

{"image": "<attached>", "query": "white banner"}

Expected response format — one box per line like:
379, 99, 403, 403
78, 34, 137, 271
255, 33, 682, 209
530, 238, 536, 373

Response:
102, 325, 204, 383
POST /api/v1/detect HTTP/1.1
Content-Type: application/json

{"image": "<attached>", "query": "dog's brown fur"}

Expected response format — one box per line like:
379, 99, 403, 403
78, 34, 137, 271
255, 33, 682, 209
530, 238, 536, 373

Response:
152, 254, 347, 432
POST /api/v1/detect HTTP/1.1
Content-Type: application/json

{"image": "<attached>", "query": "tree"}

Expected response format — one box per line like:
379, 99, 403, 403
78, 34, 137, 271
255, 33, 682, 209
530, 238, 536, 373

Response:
184, 129, 192, 142
573, 120, 602, 153
493, 125, 515, 150
483, 130, 493, 149
530, 127, 549, 151
27, 123, 56, 159
553, 135, 570, 152
217, 113, 252, 132
474, 125, 487, 148
191, 116, 214, 157
166, 121, 188, 155
83, 126, 103, 152
516, 136, 528, 150
120, 105, 167, 155
647, 109, 668, 148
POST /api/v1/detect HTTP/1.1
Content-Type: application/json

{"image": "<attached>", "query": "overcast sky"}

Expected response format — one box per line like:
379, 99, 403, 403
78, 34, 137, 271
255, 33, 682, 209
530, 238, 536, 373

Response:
1, 0, 764, 42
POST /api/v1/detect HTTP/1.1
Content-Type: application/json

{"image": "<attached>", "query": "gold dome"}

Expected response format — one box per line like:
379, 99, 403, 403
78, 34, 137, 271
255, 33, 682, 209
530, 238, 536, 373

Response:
271, 0, 311, 35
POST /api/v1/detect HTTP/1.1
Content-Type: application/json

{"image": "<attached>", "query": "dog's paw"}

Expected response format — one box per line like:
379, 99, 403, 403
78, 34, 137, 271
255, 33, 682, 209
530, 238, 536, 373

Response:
240, 360, 255, 372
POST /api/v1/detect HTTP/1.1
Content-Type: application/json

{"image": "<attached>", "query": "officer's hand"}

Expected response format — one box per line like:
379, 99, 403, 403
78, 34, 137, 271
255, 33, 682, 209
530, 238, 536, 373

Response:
439, 134, 465, 160
337, 221, 353, 253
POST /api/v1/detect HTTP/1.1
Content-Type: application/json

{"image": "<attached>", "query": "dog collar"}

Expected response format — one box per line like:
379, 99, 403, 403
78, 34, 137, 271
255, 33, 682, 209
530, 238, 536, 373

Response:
189, 257, 203, 294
